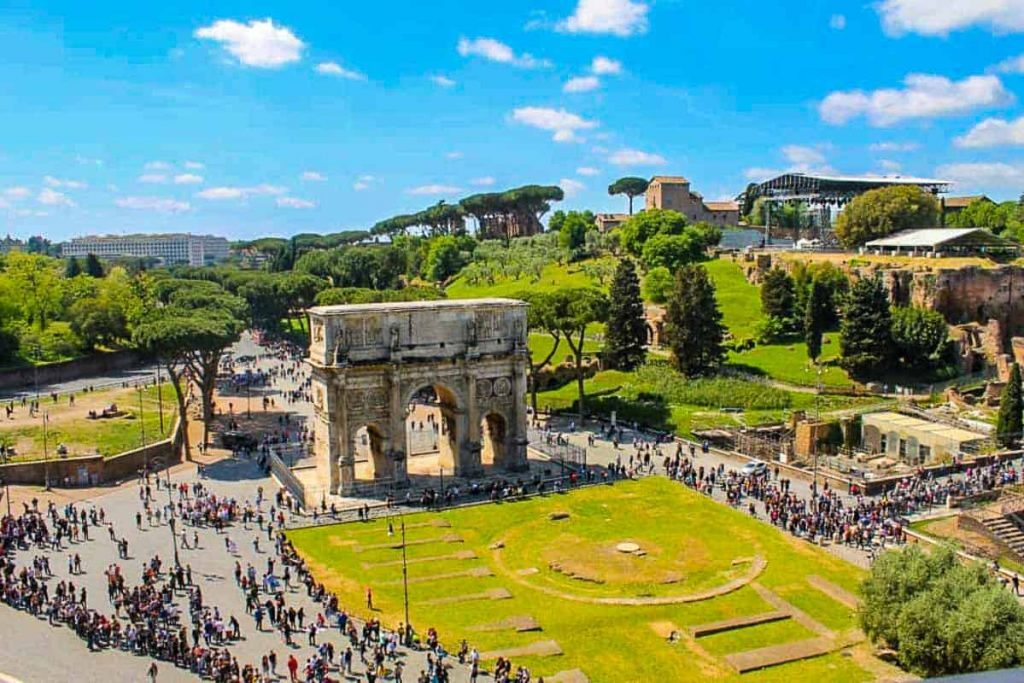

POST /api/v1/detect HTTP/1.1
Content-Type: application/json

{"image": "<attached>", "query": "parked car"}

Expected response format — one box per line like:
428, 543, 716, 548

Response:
741, 460, 768, 477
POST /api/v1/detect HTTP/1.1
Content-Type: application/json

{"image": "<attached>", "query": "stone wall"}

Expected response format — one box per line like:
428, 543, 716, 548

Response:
0, 350, 146, 392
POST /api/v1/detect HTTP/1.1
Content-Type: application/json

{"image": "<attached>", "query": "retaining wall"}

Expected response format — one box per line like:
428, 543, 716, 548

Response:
0, 350, 146, 393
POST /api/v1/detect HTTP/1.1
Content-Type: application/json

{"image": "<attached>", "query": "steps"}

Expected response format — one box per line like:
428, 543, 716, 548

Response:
981, 515, 1024, 556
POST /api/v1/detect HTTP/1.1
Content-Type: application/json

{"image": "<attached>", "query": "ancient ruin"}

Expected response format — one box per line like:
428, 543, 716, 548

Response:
307, 298, 530, 495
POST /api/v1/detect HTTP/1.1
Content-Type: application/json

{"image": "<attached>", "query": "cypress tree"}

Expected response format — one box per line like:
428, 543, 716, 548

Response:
603, 259, 648, 371
665, 264, 725, 377
761, 267, 795, 321
997, 363, 1023, 447
84, 253, 104, 278
839, 276, 892, 378
64, 256, 82, 278
804, 278, 829, 362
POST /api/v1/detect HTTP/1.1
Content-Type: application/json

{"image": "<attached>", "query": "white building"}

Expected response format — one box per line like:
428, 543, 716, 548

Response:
62, 233, 230, 266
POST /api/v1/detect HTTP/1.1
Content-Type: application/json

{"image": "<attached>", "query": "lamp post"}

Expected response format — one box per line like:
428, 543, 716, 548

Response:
155, 367, 164, 434
138, 385, 147, 447
400, 518, 411, 645
42, 412, 50, 491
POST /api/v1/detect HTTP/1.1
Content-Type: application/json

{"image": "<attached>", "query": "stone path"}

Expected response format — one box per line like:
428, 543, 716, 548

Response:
751, 583, 834, 637
479, 639, 563, 660
422, 587, 513, 606
724, 637, 835, 673
688, 610, 791, 637
807, 575, 862, 610
362, 549, 476, 569
470, 615, 542, 633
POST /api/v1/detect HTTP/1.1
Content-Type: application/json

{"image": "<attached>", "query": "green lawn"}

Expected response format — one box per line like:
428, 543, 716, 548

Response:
288, 478, 870, 682
728, 334, 854, 389
0, 384, 174, 461
446, 258, 610, 299
703, 258, 764, 342
528, 333, 602, 366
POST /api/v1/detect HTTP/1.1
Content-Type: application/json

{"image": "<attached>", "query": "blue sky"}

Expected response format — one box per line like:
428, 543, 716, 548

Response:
3, 0, 1024, 241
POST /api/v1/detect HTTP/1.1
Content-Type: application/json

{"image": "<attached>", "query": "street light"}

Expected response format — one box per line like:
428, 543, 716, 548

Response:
155, 367, 164, 434
138, 385, 147, 448
400, 517, 411, 646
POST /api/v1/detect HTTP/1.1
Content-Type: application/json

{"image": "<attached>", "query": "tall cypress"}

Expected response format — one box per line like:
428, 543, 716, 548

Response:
603, 259, 648, 371
665, 264, 725, 377
997, 363, 1023, 447
839, 276, 892, 378
804, 278, 829, 362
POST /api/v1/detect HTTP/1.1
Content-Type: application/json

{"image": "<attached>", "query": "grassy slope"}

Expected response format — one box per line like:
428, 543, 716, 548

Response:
288, 478, 868, 683
702, 258, 764, 342
446, 258, 609, 299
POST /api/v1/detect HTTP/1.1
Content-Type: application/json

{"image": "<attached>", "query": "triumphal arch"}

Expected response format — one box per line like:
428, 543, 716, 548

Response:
307, 298, 530, 496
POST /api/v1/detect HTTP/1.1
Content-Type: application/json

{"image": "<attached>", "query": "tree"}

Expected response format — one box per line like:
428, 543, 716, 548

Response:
423, 236, 467, 282
640, 233, 702, 271
641, 267, 673, 304
840, 276, 892, 377
518, 291, 563, 412
64, 256, 82, 278
997, 363, 1023, 447
84, 253, 104, 278
835, 185, 941, 247
557, 211, 595, 253
608, 177, 650, 215
551, 288, 609, 420
860, 544, 1024, 677
603, 259, 647, 371
890, 307, 951, 372
804, 278, 829, 362
619, 209, 688, 256
760, 268, 795, 321
665, 265, 725, 377
5, 252, 62, 330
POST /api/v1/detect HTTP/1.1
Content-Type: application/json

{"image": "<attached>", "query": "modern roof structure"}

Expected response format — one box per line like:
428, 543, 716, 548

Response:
755, 173, 952, 204
863, 411, 986, 445
864, 228, 1019, 255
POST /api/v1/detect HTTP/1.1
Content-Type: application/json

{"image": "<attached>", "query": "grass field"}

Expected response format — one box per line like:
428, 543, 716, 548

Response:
288, 478, 873, 682
446, 258, 609, 299
703, 259, 763, 342
528, 333, 602, 366
0, 384, 173, 461
727, 334, 854, 389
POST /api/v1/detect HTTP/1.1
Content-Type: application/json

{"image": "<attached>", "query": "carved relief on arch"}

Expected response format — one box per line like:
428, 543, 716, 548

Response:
345, 386, 389, 420
477, 375, 514, 406
344, 316, 384, 348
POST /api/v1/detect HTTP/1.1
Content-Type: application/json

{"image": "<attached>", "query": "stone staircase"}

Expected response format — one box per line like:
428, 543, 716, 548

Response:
980, 514, 1024, 557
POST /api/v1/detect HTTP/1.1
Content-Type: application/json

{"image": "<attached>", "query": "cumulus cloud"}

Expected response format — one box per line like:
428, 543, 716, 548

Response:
174, 173, 204, 185
591, 56, 622, 75
276, 196, 316, 209
936, 161, 1024, 189
744, 144, 836, 180
607, 148, 666, 166
37, 188, 75, 207
316, 61, 366, 80
470, 177, 496, 186
457, 37, 551, 69
869, 141, 919, 152
407, 185, 462, 195
820, 73, 1011, 126
511, 106, 598, 143
557, 0, 649, 36
196, 184, 286, 200
138, 174, 168, 184
353, 174, 377, 191
564, 75, 601, 93
3, 187, 31, 200
559, 178, 585, 197
430, 75, 456, 88
830, 14, 847, 30
145, 161, 171, 171
184, 161, 205, 170
43, 176, 87, 189
301, 171, 327, 182
879, 159, 903, 173
877, 0, 1024, 36
781, 145, 827, 166
195, 18, 305, 68
956, 116, 1024, 147
577, 166, 601, 176
115, 196, 191, 213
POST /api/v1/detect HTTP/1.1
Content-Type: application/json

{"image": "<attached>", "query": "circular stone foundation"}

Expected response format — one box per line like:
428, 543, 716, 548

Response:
616, 542, 641, 554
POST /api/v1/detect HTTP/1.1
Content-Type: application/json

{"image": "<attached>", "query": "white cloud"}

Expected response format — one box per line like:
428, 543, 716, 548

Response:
196, 184, 286, 200
830, 14, 847, 30
591, 56, 622, 75
608, 147, 666, 166
936, 161, 1024, 189
996, 54, 1024, 73
195, 18, 305, 68
820, 73, 1011, 126
511, 106, 598, 143
277, 196, 316, 209
879, 159, 902, 173
577, 166, 601, 176
115, 196, 191, 213
75, 155, 103, 166
43, 176, 87, 189
354, 174, 377, 190
145, 161, 171, 170
744, 145, 837, 180
407, 184, 462, 195
564, 75, 601, 93
301, 171, 328, 182
457, 37, 551, 69
316, 61, 366, 80
744, 167, 782, 181
470, 176, 496, 186
557, 0, 649, 37
138, 174, 168, 184
3, 187, 30, 200
781, 145, 827, 166
869, 141, 919, 152
955, 116, 1024, 147
37, 188, 75, 207
878, 0, 1024, 36
559, 178, 585, 197
184, 161, 205, 170
173, 173, 204, 185
445, 151, 464, 160
430, 75, 456, 88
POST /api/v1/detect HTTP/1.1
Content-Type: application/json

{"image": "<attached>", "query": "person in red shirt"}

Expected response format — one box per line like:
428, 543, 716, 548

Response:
287, 654, 299, 682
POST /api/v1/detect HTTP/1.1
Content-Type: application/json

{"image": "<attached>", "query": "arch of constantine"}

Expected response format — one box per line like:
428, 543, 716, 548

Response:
307, 298, 530, 496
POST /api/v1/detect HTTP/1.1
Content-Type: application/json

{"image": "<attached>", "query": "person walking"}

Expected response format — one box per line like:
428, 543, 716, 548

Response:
147, 661, 158, 682
287, 654, 299, 682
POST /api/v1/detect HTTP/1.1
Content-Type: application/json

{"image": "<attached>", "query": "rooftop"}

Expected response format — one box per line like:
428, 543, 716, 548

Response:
309, 297, 527, 315
864, 228, 1017, 250
649, 175, 689, 184
864, 411, 986, 443
705, 201, 740, 212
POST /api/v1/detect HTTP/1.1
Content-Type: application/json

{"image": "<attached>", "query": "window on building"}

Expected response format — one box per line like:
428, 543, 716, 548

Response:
918, 444, 931, 463
898, 439, 907, 459
880, 434, 887, 453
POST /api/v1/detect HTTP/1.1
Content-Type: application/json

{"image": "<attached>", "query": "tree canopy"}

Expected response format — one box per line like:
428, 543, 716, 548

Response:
608, 177, 649, 215
835, 185, 941, 247
665, 265, 726, 377
840, 276, 892, 377
603, 259, 647, 371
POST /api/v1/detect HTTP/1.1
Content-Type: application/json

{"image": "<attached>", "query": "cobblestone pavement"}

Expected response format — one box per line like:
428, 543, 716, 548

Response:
0, 456, 473, 683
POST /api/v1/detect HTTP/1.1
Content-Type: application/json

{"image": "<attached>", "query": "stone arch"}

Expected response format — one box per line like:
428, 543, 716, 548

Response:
405, 382, 462, 473
480, 410, 510, 467
351, 423, 391, 481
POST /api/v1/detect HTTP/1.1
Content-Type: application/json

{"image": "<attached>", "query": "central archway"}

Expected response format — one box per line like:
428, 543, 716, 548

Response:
405, 383, 461, 478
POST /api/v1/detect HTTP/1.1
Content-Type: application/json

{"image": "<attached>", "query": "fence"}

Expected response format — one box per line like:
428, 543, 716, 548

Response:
268, 447, 308, 504
529, 427, 587, 471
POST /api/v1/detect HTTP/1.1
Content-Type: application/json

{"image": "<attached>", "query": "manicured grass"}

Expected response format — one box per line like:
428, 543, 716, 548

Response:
528, 333, 601, 366
0, 384, 174, 461
446, 258, 610, 299
288, 478, 868, 682
703, 258, 764, 342
727, 334, 854, 389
